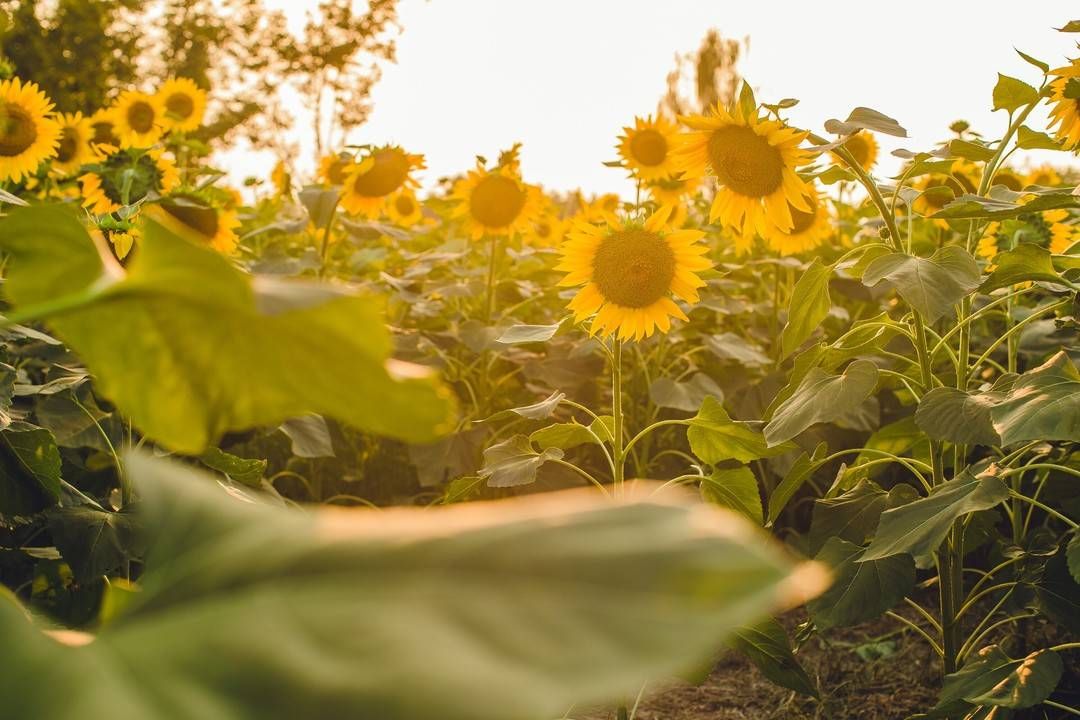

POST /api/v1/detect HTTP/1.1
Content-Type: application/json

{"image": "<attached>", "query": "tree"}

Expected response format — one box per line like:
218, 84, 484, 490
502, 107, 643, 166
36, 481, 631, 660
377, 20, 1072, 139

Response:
659, 29, 747, 119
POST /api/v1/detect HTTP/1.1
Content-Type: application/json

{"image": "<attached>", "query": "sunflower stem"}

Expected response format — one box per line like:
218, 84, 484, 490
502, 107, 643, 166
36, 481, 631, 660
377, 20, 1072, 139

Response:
611, 339, 625, 495
484, 235, 501, 323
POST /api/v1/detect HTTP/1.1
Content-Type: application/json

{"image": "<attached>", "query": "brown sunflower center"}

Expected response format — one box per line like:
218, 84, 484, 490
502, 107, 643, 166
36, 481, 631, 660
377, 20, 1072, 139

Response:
845, 134, 870, 168
0, 104, 38, 157
630, 129, 668, 166
127, 101, 156, 134
165, 93, 195, 120
707, 124, 784, 198
394, 194, 415, 215
91, 120, 118, 146
352, 149, 410, 197
536, 220, 551, 237
993, 171, 1023, 191
56, 126, 80, 163
469, 174, 526, 228
592, 229, 676, 308
789, 202, 817, 234
162, 197, 219, 238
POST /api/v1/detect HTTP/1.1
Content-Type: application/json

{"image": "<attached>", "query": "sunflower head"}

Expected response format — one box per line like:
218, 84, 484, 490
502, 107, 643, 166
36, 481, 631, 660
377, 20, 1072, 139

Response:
113, 90, 166, 148
79, 148, 180, 216
51, 113, 93, 176
157, 78, 207, 133
977, 222, 1001, 261
556, 207, 712, 341
88, 108, 122, 155
340, 145, 424, 218
990, 167, 1025, 191
1026, 164, 1062, 188
318, 153, 356, 186
271, 160, 292, 196
526, 211, 566, 247
647, 174, 702, 210
1047, 59, 1080, 150
0, 77, 60, 183
676, 101, 812, 237
386, 189, 424, 227
912, 162, 978, 224
831, 131, 878, 172
761, 187, 832, 256
151, 192, 241, 253
450, 163, 539, 239
617, 115, 679, 181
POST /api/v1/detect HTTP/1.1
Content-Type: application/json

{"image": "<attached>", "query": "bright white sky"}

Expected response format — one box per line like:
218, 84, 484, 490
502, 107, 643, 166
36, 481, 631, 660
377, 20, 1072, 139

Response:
225, 0, 1080, 196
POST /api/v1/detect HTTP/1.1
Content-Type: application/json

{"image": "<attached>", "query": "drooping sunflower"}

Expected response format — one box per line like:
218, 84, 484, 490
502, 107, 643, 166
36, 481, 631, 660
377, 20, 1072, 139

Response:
0, 77, 60, 183
617, 115, 680, 181
831, 131, 878, 172
761, 187, 833, 256
450, 164, 539, 239
340, 145, 424, 218
150, 194, 241, 253
556, 207, 712, 340
1026, 164, 1062, 187
113, 90, 166, 148
88, 108, 122, 154
1047, 58, 1080, 150
386, 189, 424, 227
157, 78, 207, 133
51, 113, 93, 176
317, 153, 356, 186
79, 149, 180, 215
676, 102, 813, 238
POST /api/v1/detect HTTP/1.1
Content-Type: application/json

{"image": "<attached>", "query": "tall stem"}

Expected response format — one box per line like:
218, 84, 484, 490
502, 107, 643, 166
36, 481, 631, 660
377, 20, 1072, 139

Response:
484, 235, 500, 323
611, 339, 625, 495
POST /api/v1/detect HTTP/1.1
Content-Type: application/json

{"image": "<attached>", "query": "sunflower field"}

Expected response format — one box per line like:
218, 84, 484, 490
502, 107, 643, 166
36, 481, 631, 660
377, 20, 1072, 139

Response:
1, 4, 1080, 719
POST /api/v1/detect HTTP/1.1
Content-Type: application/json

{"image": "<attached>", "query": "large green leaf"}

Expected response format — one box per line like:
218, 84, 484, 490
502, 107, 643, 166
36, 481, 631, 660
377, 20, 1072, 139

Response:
824, 107, 907, 137
766, 442, 827, 523
934, 190, 1080, 220
0, 422, 62, 517
46, 505, 143, 583
781, 259, 831, 360
688, 397, 790, 464
728, 617, 818, 698
931, 646, 1063, 717
478, 435, 564, 488
992, 74, 1039, 113
980, 244, 1070, 293
990, 351, 1080, 446
806, 479, 890, 553
700, 466, 762, 525
649, 373, 723, 412
861, 469, 1009, 561
0, 206, 455, 453
1036, 546, 1080, 633
0, 452, 829, 720
915, 387, 1002, 447
807, 537, 915, 630
764, 360, 879, 446
861, 247, 981, 323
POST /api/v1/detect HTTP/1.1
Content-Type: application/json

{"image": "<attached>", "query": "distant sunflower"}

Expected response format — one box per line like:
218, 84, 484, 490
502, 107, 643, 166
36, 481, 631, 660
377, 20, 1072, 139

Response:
79, 149, 179, 215
831, 131, 878, 172
113, 90, 166, 147
150, 194, 241, 253
271, 160, 291, 196
1044, 209, 1077, 255
761, 188, 832, 256
157, 78, 207, 133
977, 222, 1001, 261
318, 153, 356, 186
526, 212, 566, 247
88, 108, 122, 154
676, 102, 812, 237
618, 115, 679, 181
1047, 59, 1080, 150
450, 164, 539, 239
647, 174, 701, 210
1026, 165, 1062, 187
386, 189, 424, 227
990, 167, 1025, 191
556, 207, 711, 340
574, 192, 622, 224
340, 145, 424, 218
0, 77, 60, 183
912, 162, 978, 226
51, 113, 93, 176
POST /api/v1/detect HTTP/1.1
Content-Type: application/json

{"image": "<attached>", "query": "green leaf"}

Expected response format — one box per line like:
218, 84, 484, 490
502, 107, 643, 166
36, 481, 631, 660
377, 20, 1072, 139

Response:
46, 505, 143, 583
0, 422, 62, 517
766, 442, 827, 523
855, 416, 930, 470
478, 435, 564, 488
915, 387, 1002, 447
1058, 20, 1080, 32
933, 646, 1063, 716
948, 139, 994, 162
496, 323, 561, 345
980, 243, 1068, 292
1016, 125, 1064, 151
825, 107, 907, 137
781, 259, 831, 359
483, 391, 565, 423
934, 190, 1080, 219
706, 332, 771, 366
1014, 49, 1049, 73
688, 397, 789, 464
990, 351, 1080, 446
807, 537, 915, 630
992, 74, 1039, 113
728, 618, 818, 698
862, 247, 981, 323
199, 447, 267, 487
806, 479, 890, 552
531, 422, 602, 451
1036, 543, 1080, 633
279, 415, 335, 458
0, 207, 455, 453
861, 469, 1009, 561
764, 360, 879, 446
1068, 532, 1080, 584
701, 466, 762, 525
738, 80, 757, 119
0, 451, 830, 720
649, 373, 723, 412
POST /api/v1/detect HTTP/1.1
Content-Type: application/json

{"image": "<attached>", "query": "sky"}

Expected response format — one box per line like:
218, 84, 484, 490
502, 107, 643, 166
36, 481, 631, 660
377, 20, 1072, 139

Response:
226, 0, 1080, 197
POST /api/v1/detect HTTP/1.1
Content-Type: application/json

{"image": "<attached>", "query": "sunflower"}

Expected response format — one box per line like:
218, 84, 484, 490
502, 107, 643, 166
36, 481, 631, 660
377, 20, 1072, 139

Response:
0, 77, 60, 183
88, 108, 122, 154
51, 113, 93, 176
157, 78, 207, 133
1044, 209, 1077, 255
340, 145, 424, 218
150, 194, 241, 253
831, 131, 878, 172
761, 187, 832, 256
450, 164, 539, 239
556, 207, 711, 340
1026, 165, 1062, 187
676, 102, 812, 238
79, 149, 179, 215
386, 189, 424, 227
113, 90, 166, 147
573, 192, 622, 224
912, 162, 978, 226
647, 173, 701, 209
317, 153, 356, 186
526, 211, 566, 247
977, 222, 1001, 261
618, 115, 680, 181
271, 160, 291, 196
989, 167, 1025, 191
1047, 58, 1080, 150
